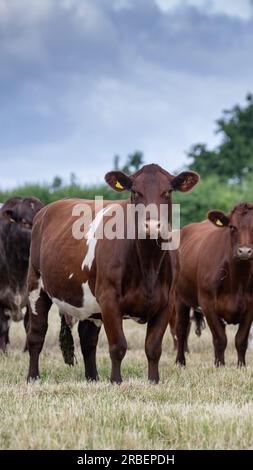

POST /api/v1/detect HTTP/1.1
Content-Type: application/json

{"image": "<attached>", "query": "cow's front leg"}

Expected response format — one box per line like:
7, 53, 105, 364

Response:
235, 314, 253, 367
100, 296, 127, 384
145, 307, 170, 383
175, 300, 190, 366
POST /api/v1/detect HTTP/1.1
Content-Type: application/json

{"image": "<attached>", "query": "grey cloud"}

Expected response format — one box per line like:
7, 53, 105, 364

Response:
0, 0, 252, 187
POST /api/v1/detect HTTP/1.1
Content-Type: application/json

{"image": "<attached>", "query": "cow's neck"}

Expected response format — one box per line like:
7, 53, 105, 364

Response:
135, 239, 166, 290
228, 255, 253, 291
5, 225, 29, 286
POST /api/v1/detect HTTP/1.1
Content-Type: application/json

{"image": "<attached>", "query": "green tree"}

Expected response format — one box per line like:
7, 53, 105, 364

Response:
113, 150, 145, 175
113, 154, 120, 170
51, 176, 63, 191
70, 172, 78, 187
188, 94, 253, 182
122, 150, 144, 175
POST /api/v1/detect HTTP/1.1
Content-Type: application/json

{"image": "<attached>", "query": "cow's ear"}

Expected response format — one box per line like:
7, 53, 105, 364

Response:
0, 209, 17, 223
171, 171, 200, 192
0, 197, 21, 222
105, 171, 133, 192
208, 210, 230, 228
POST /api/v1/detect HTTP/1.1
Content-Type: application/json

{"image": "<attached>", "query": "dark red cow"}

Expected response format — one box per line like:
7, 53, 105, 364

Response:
175, 202, 253, 367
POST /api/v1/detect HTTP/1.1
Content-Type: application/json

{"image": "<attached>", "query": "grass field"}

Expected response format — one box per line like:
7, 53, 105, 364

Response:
1, 306, 253, 450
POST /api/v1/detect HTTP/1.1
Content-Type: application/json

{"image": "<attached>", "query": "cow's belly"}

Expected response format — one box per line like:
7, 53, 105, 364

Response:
52, 298, 143, 323
52, 282, 101, 321
119, 284, 169, 321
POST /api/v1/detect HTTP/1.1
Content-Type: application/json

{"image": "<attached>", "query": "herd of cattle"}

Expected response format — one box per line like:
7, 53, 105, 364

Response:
1, 163, 253, 384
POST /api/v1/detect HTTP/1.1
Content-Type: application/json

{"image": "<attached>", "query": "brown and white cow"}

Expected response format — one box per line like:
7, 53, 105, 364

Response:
175, 202, 253, 367
26, 164, 199, 383
0, 197, 44, 351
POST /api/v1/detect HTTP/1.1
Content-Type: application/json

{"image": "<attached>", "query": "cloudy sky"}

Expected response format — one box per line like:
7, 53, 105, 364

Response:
0, 0, 253, 188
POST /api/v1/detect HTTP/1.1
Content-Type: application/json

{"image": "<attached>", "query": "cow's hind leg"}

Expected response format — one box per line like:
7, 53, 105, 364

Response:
27, 270, 52, 381
175, 301, 190, 366
205, 314, 227, 366
184, 320, 191, 353
59, 314, 75, 366
169, 304, 190, 353
78, 319, 101, 381
0, 306, 9, 353
235, 315, 252, 367
171, 329, 190, 353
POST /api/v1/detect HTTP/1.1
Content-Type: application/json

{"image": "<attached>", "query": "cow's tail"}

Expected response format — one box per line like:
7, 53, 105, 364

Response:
192, 308, 206, 337
59, 315, 76, 366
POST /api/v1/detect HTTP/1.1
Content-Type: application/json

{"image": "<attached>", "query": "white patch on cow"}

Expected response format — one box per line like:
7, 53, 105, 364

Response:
52, 205, 116, 326
248, 324, 253, 350
52, 282, 102, 323
81, 205, 112, 271
29, 278, 43, 315
68, 273, 74, 279
51, 274, 104, 325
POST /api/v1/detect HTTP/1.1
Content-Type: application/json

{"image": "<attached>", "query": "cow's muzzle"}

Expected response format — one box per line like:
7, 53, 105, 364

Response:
236, 245, 253, 261
144, 220, 161, 239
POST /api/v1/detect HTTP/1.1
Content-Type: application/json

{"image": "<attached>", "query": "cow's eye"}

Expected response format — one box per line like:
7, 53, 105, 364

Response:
229, 225, 237, 232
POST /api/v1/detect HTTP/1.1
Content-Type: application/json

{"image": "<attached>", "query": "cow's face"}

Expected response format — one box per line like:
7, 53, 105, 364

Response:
208, 203, 253, 261
0, 197, 44, 231
105, 164, 199, 239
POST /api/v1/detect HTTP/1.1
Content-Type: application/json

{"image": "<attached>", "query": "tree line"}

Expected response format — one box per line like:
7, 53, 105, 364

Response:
1, 94, 253, 226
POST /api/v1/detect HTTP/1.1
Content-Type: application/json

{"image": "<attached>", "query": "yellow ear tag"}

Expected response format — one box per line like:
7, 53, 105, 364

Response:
215, 219, 223, 226
115, 181, 124, 190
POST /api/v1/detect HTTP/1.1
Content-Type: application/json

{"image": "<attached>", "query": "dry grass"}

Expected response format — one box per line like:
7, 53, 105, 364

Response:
1, 306, 253, 450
